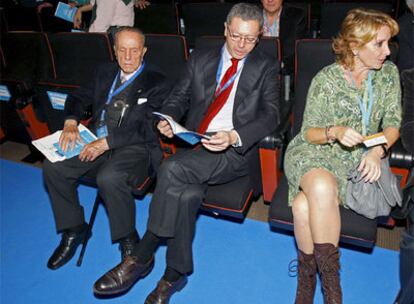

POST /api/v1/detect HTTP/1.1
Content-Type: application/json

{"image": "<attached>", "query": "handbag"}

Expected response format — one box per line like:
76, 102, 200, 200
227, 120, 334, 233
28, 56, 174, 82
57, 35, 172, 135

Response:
346, 158, 403, 219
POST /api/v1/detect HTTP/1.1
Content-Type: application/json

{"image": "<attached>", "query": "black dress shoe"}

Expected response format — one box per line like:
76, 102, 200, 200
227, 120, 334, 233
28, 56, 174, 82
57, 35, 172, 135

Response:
47, 229, 90, 270
119, 232, 139, 261
93, 255, 154, 296
144, 276, 188, 304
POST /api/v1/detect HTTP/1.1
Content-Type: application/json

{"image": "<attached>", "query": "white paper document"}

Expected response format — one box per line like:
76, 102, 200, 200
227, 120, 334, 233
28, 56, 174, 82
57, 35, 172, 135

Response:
363, 132, 388, 148
153, 112, 211, 145
32, 124, 97, 163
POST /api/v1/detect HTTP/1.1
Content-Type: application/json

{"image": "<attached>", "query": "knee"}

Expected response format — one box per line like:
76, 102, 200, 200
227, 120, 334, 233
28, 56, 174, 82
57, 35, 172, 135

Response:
96, 170, 124, 191
181, 185, 205, 204
303, 170, 338, 200
158, 157, 182, 179
43, 159, 62, 179
292, 194, 309, 225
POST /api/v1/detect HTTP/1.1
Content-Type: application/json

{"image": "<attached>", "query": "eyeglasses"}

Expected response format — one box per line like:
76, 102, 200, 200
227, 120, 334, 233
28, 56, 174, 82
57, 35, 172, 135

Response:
227, 28, 260, 44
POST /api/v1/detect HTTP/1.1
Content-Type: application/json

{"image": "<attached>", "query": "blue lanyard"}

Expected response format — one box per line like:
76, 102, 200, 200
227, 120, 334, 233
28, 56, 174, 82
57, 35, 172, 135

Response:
348, 70, 373, 136
99, 62, 146, 122
215, 48, 245, 98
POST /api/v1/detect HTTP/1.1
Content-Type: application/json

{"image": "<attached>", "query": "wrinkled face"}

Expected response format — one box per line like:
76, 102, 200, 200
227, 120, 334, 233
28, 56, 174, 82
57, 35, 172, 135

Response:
354, 25, 392, 70
224, 17, 261, 60
261, 0, 283, 14
114, 31, 147, 74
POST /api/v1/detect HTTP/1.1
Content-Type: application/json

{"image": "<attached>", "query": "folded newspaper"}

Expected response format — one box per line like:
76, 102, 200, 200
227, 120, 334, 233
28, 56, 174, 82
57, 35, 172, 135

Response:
32, 124, 97, 163
153, 112, 211, 145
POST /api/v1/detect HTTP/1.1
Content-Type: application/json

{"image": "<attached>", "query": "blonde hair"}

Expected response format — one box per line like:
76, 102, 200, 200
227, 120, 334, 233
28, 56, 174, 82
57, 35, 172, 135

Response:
332, 8, 399, 69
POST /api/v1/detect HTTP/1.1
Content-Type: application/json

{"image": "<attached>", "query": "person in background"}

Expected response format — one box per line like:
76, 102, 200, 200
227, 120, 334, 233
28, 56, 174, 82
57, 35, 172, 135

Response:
92, 3, 281, 304
284, 9, 401, 304
43, 27, 169, 270
73, 0, 150, 36
397, 0, 414, 72
261, 0, 306, 75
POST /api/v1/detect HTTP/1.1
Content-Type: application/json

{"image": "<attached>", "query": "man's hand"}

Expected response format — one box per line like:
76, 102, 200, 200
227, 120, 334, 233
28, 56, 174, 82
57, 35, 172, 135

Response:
358, 148, 382, 183
135, 0, 150, 9
333, 126, 364, 147
201, 130, 238, 152
59, 119, 81, 152
78, 138, 109, 162
157, 119, 173, 138
73, 10, 83, 29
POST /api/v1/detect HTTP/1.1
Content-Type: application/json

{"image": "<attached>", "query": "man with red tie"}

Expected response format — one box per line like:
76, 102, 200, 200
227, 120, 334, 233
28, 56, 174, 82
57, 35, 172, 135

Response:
93, 3, 281, 303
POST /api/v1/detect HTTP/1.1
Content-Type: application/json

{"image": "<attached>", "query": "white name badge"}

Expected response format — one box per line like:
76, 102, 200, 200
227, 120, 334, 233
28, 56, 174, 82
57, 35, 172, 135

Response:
363, 132, 388, 148
47, 91, 68, 110
0, 85, 11, 102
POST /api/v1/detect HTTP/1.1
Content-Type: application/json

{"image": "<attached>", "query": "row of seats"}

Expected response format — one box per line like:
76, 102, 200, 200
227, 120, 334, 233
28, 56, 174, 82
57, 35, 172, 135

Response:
1, 31, 411, 253
2, 1, 405, 47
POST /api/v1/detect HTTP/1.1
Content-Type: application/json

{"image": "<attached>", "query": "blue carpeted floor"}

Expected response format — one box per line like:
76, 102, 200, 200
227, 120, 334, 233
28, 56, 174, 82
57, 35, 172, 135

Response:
0, 159, 400, 304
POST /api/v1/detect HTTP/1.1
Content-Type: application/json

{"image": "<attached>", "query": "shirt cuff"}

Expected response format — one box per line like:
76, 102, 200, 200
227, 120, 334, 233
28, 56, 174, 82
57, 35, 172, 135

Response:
231, 130, 242, 147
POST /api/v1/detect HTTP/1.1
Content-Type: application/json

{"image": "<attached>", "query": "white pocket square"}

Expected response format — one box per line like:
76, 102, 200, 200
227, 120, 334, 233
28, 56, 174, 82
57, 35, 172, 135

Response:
137, 98, 147, 105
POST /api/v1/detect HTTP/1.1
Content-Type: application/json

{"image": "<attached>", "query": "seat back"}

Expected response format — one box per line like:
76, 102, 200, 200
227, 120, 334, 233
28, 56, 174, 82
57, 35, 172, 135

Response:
320, 2, 394, 39
144, 34, 188, 81
134, 3, 179, 34
1, 32, 54, 143
46, 32, 113, 85
180, 3, 233, 47
2, 31, 55, 86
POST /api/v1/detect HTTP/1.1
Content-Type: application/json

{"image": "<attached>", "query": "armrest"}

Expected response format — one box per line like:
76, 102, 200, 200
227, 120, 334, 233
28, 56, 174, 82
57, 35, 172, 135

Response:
389, 140, 414, 169
259, 117, 290, 150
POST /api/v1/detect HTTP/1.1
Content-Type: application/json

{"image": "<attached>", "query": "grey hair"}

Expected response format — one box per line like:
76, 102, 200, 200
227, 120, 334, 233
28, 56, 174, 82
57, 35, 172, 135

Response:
226, 3, 264, 29
114, 26, 146, 46
406, 0, 414, 12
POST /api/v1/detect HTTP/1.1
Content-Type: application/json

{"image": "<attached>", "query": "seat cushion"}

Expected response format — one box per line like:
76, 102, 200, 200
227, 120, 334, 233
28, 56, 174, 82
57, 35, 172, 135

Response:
202, 175, 254, 219
269, 175, 377, 248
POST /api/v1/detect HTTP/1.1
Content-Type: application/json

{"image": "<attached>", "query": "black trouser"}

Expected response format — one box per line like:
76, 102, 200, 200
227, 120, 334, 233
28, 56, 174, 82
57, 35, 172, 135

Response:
147, 147, 249, 274
399, 206, 414, 304
43, 145, 150, 242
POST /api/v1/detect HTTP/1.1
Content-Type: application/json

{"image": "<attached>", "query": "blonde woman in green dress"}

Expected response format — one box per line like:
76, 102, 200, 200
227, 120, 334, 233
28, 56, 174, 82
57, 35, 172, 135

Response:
284, 9, 401, 304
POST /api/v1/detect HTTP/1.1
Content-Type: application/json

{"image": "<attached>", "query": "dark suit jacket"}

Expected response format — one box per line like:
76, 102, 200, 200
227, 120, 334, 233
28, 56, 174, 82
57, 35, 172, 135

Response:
64, 62, 170, 167
401, 68, 414, 154
279, 5, 306, 75
397, 12, 414, 72
161, 45, 281, 156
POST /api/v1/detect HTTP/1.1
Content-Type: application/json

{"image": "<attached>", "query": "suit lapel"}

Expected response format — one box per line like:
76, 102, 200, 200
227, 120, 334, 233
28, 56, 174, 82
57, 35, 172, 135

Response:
279, 6, 288, 41
234, 50, 258, 108
202, 47, 222, 107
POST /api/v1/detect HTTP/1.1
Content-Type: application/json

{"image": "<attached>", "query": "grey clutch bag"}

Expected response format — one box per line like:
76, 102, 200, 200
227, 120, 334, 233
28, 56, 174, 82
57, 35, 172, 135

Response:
346, 158, 403, 219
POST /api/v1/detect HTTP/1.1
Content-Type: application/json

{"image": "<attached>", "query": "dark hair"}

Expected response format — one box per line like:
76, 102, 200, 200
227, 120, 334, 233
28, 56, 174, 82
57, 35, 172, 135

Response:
226, 3, 264, 29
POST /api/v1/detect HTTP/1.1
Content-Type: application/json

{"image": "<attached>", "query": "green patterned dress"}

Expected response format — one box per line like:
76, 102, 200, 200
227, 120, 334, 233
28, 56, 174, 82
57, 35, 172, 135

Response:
284, 61, 402, 206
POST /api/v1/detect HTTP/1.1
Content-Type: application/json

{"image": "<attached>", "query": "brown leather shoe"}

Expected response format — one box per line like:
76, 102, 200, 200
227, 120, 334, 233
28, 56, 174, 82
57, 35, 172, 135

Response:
93, 256, 154, 296
144, 276, 188, 304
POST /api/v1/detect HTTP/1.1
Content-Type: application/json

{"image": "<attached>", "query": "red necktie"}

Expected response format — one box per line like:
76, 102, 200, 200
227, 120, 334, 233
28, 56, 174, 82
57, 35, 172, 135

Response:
198, 57, 239, 134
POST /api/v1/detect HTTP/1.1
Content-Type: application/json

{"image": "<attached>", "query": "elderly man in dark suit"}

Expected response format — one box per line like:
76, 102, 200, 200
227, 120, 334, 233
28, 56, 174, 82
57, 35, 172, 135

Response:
93, 3, 281, 303
261, 0, 306, 75
43, 26, 169, 270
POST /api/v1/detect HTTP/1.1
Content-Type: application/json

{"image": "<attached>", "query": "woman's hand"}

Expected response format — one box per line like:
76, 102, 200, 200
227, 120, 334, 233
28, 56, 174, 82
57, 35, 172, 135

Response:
358, 148, 382, 183
333, 126, 364, 147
